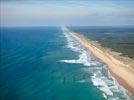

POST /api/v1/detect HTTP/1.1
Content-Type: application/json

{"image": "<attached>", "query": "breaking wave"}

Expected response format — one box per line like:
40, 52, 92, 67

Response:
60, 28, 131, 100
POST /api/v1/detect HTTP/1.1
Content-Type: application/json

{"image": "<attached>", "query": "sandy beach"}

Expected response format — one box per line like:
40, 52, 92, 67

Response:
64, 27, 134, 94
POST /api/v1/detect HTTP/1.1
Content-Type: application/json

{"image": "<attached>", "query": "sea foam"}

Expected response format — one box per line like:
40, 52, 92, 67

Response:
61, 30, 100, 66
60, 28, 131, 100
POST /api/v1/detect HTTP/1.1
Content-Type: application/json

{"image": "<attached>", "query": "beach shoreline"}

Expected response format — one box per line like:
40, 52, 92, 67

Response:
63, 27, 134, 95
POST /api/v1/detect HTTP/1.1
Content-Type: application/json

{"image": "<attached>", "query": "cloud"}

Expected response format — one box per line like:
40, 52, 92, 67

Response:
0, 0, 134, 26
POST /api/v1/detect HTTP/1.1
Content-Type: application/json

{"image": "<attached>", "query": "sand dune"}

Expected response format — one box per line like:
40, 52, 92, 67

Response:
63, 27, 134, 94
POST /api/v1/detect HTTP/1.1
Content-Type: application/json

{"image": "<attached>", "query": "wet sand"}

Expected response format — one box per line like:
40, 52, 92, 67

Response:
64, 27, 134, 94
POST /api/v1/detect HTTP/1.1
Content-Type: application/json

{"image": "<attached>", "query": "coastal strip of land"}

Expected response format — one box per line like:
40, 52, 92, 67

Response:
63, 27, 134, 94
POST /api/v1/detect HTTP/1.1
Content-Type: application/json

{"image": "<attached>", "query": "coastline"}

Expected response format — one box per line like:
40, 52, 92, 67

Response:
63, 27, 134, 95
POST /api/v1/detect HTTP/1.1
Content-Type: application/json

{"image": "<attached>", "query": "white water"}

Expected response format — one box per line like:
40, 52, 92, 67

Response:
60, 28, 131, 100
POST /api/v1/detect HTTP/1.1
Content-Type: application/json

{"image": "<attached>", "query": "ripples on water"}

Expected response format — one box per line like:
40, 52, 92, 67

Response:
0, 27, 131, 100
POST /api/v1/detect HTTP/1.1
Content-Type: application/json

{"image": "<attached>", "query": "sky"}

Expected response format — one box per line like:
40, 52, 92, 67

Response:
0, 0, 134, 26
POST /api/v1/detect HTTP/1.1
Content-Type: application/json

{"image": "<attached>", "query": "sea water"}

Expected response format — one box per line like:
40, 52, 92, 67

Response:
0, 27, 131, 100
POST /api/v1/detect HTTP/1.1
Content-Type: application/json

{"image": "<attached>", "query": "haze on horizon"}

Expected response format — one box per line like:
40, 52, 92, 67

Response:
0, 0, 134, 26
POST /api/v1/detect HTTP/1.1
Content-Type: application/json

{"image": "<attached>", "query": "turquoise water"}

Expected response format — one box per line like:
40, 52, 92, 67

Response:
0, 27, 131, 100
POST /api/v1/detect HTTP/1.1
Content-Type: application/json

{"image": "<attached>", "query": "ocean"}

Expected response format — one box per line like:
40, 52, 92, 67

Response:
0, 27, 131, 100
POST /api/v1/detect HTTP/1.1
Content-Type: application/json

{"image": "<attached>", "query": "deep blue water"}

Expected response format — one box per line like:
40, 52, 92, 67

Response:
0, 27, 131, 100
